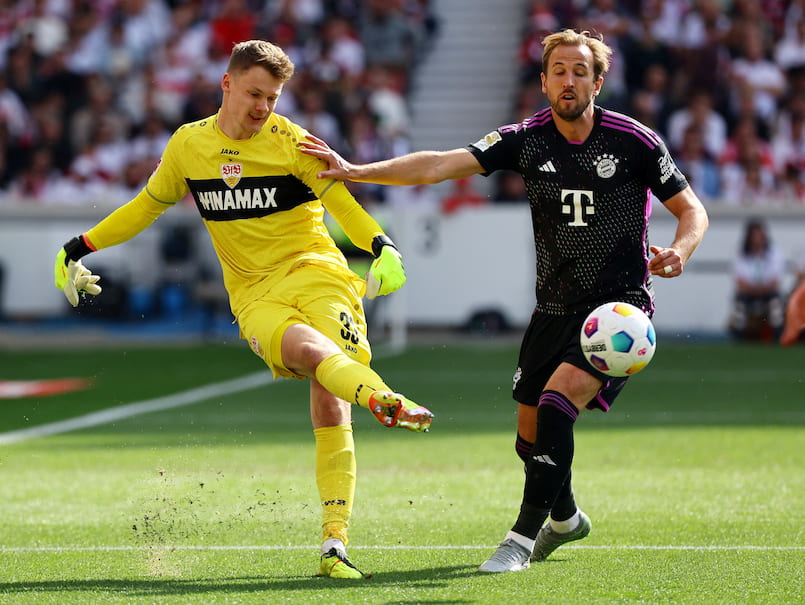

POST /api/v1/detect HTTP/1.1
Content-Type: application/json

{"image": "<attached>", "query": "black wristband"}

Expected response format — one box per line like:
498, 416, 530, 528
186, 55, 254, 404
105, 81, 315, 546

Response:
371, 235, 396, 258
63, 235, 93, 264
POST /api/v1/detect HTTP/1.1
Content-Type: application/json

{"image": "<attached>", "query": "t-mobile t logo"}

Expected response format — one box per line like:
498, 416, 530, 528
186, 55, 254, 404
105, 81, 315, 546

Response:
561, 189, 595, 226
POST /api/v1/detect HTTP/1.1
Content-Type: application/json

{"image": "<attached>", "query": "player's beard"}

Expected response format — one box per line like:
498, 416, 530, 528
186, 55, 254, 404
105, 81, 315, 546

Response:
551, 94, 593, 122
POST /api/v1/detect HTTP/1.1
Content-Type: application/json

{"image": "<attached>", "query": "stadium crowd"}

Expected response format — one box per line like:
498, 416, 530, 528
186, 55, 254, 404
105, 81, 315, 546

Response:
0, 0, 802, 209
0, 0, 438, 207
502, 0, 805, 207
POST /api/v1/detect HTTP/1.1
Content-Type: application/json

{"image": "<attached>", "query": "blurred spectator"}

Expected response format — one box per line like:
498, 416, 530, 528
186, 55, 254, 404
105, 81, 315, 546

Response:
149, 38, 197, 124
107, 156, 152, 204
182, 76, 224, 124
720, 115, 778, 205
667, 91, 728, 159
0, 122, 9, 189
364, 65, 410, 152
210, 0, 257, 58
720, 140, 779, 205
71, 116, 130, 184
47, 154, 110, 206
63, 1, 108, 76
98, 18, 137, 84
168, 0, 211, 74
265, 0, 325, 41
674, 125, 722, 203
725, 0, 778, 58
338, 111, 389, 205
729, 25, 787, 132
290, 88, 344, 152
4, 36, 43, 106
493, 170, 528, 203
441, 177, 487, 215
771, 92, 805, 203
114, 0, 172, 68
128, 110, 171, 166
775, 12, 805, 71
404, 0, 441, 58
629, 62, 671, 135
673, 0, 732, 105
3, 146, 61, 202
621, 11, 674, 99
318, 16, 365, 80
575, 0, 630, 110
728, 217, 786, 340
385, 183, 440, 212
0, 72, 34, 149
0, 1, 17, 69
28, 91, 73, 173
511, 79, 548, 123
518, 0, 561, 84
15, 0, 69, 59
360, 0, 418, 77
69, 75, 128, 153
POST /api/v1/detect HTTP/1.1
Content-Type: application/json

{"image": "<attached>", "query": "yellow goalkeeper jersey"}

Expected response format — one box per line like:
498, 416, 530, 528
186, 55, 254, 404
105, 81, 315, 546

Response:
85, 112, 384, 316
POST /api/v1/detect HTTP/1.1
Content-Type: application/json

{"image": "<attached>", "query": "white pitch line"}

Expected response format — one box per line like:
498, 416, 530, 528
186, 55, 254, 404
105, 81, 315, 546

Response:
0, 545, 801, 552
0, 371, 274, 446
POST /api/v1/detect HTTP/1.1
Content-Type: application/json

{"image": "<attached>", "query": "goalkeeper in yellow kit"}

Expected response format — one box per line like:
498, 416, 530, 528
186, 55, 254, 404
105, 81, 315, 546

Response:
52, 39, 433, 579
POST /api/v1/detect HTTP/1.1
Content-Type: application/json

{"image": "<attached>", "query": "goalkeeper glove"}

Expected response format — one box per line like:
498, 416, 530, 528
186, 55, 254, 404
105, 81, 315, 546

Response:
365, 235, 405, 299
54, 235, 102, 307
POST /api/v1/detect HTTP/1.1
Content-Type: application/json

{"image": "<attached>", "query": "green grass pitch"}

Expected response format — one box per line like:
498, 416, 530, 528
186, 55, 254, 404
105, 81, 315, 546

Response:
0, 339, 802, 604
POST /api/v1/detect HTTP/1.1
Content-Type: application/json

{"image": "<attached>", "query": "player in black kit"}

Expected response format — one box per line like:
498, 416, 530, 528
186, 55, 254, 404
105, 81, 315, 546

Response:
300, 29, 709, 572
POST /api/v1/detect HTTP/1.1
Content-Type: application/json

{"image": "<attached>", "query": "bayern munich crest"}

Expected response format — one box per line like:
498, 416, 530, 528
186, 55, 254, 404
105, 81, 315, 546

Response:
594, 154, 619, 179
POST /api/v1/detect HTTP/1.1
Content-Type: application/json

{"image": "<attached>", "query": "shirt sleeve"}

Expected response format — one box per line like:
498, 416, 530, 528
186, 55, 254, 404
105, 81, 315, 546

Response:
642, 138, 690, 203
85, 190, 173, 250
467, 126, 523, 176
83, 133, 188, 249
292, 125, 385, 254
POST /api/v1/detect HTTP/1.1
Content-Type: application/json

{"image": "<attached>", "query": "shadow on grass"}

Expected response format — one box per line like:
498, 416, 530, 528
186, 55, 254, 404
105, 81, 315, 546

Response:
0, 564, 480, 597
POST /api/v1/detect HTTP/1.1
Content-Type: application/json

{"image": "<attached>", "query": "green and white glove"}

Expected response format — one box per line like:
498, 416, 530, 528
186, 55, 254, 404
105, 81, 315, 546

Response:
54, 236, 102, 307
365, 235, 406, 299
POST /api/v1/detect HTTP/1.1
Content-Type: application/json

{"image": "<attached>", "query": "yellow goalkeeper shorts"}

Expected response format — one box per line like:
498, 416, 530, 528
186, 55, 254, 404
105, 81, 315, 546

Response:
237, 262, 372, 379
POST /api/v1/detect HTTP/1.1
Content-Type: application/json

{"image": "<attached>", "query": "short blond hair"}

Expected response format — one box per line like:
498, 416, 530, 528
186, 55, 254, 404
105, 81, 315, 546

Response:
542, 29, 612, 80
227, 40, 295, 82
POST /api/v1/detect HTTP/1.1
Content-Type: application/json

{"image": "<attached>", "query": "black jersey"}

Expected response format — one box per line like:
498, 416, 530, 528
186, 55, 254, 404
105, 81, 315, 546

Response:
468, 106, 689, 316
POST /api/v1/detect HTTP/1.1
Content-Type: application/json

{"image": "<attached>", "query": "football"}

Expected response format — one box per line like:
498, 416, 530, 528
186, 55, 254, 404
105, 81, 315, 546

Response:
580, 302, 657, 377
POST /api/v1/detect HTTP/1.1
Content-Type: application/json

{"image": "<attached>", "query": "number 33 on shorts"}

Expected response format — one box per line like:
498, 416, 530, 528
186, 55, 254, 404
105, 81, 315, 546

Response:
339, 311, 360, 353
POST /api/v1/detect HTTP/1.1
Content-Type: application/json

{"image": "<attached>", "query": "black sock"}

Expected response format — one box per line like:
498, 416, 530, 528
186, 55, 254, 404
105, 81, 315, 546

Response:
550, 472, 577, 522
517, 435, 577, 521
515, 432, 532, 464
511, 391, 577, 539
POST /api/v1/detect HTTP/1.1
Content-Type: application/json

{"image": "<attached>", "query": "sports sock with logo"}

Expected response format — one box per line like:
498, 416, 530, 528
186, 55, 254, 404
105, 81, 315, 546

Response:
314, 353, 391, 409
315, 424, 356, 545
511, 391, 577, 539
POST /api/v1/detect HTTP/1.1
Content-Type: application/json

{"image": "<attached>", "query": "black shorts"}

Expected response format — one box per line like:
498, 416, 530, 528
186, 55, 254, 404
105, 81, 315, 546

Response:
512, 310, 628, 412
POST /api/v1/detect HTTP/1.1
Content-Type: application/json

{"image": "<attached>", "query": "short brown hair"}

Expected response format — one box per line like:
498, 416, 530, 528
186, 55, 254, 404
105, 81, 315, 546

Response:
542, 29, 612, 80
227, 40, 295, 82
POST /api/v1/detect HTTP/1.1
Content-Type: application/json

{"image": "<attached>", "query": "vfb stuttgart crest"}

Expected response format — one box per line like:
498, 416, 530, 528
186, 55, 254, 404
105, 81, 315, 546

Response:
221, 162, 242, 188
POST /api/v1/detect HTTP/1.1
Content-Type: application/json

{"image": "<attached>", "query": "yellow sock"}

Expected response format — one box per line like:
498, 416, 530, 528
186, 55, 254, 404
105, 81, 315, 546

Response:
314, 353, 390, 409
315, 424, 356, 545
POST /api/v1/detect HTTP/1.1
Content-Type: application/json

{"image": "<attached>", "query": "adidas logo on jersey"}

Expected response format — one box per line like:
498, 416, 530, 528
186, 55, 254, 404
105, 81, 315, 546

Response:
538, 161, 557, 173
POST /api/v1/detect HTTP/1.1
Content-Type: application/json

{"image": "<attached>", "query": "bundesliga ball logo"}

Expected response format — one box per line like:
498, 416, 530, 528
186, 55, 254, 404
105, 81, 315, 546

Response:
580, 302, 656, 377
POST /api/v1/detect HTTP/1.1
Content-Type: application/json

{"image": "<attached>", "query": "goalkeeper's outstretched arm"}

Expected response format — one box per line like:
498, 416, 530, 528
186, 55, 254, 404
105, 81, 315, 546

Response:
53, 192, 171, 306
